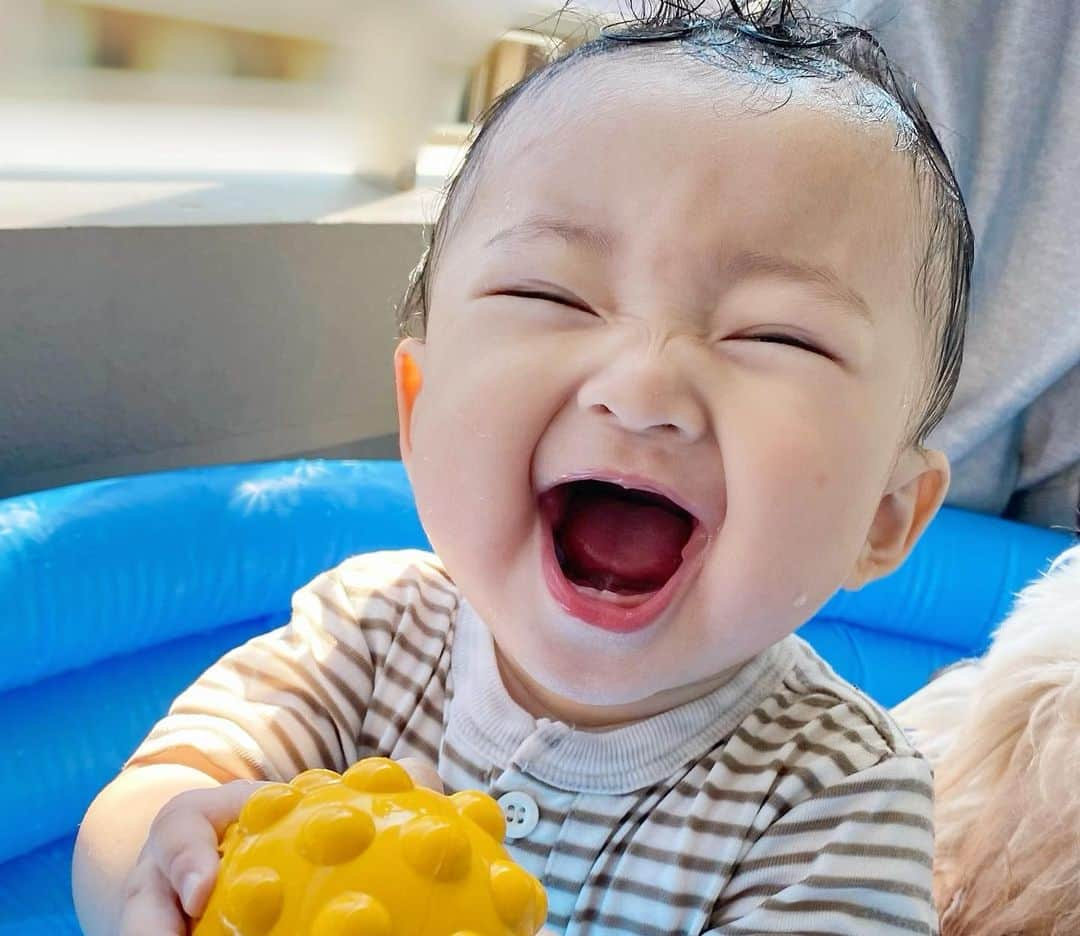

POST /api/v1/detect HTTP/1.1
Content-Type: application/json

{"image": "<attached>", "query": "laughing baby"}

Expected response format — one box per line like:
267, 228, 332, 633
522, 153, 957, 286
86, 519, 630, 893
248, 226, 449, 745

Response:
75, 4, 973, 934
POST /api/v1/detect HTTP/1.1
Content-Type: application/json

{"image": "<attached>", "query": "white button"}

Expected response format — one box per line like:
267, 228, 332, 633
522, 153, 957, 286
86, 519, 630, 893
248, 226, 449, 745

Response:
497, 791, 540, 839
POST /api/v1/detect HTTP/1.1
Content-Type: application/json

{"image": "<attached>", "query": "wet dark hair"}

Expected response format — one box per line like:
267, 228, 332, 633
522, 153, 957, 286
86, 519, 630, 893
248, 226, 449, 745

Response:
399, 0, 974, 448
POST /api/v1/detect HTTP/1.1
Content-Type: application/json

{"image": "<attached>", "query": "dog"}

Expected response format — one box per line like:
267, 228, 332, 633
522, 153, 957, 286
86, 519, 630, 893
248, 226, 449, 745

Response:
892, 541, 1080, 935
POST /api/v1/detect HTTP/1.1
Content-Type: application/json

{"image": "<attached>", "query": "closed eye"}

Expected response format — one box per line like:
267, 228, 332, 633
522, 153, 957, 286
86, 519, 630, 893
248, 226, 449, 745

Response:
498, 288, 597, 316
744, 333, 833, 358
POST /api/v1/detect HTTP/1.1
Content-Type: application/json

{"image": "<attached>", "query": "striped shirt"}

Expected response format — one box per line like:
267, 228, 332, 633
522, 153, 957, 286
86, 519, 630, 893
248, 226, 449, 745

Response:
129, 550, 938, 935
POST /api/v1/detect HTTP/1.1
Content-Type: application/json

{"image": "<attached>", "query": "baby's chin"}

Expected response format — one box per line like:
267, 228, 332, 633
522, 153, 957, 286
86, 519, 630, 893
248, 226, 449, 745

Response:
504, 623, 693, 712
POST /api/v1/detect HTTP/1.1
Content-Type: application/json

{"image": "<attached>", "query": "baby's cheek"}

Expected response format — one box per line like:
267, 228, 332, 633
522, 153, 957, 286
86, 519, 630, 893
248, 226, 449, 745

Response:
734, 419, 869, 586
463, 343, 587, 440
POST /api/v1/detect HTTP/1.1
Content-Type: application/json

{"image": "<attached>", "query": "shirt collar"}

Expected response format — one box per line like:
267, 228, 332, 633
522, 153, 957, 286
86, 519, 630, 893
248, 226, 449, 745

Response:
448, 598, 796, 794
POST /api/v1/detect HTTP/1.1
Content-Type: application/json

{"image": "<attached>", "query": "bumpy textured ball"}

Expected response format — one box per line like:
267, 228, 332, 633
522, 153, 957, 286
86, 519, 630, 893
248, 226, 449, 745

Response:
192, 758, 548, 936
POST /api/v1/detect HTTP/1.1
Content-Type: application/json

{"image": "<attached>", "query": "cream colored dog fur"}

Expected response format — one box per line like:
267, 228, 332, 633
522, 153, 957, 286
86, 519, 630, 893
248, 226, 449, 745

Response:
893, 543, 1080, 935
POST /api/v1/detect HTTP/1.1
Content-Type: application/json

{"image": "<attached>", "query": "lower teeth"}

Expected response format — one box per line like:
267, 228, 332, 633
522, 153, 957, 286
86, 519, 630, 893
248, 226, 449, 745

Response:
554, 537, 660, 595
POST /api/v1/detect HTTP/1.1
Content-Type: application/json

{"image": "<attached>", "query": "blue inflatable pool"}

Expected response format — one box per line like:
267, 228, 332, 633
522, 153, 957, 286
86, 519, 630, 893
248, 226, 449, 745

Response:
0, 459, 1071, 934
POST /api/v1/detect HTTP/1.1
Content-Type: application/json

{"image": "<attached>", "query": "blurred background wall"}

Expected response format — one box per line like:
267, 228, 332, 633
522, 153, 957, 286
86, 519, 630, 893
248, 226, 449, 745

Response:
0, 0, 611, 497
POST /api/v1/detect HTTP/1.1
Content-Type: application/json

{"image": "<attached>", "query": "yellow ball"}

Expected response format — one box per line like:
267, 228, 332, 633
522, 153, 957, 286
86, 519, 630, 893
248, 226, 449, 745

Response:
192, 758, 548, 936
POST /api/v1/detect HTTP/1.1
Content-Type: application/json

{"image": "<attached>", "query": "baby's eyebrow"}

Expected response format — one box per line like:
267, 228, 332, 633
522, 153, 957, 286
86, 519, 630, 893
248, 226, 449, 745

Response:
483, 220, 871, 321
723, 250, 873, 321
484, 215, 614, 255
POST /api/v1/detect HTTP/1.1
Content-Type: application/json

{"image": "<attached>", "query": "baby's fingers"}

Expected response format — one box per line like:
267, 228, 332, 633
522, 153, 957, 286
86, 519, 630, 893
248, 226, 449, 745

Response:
119, 862, 189, 936
397, 757, 444, 793
147, 779, 267, 917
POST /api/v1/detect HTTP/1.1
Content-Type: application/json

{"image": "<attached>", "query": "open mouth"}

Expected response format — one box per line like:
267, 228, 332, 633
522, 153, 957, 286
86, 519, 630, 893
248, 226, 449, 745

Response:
538, 478, 706, 632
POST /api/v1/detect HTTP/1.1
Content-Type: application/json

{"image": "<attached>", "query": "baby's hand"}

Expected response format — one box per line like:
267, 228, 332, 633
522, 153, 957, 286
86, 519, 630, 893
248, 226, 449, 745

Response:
117, 758, 442, 935
118, 778, 266, 936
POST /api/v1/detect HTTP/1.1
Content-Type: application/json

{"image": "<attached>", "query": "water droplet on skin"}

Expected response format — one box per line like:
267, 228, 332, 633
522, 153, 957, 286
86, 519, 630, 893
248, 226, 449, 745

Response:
793, 594, 808, 608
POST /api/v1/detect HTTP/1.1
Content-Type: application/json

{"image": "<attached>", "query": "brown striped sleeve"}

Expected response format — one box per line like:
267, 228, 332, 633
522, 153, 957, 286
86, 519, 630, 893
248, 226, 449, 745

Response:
125, 550, 453, 782
705, 753, 938, 935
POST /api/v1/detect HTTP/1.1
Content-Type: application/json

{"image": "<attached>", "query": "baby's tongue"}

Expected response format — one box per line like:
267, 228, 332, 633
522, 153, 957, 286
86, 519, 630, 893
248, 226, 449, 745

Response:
558, 485, 693, 593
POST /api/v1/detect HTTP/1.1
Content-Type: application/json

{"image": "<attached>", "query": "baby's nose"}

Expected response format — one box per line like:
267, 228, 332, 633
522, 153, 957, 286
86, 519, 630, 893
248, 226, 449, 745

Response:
576, 357, 707, 442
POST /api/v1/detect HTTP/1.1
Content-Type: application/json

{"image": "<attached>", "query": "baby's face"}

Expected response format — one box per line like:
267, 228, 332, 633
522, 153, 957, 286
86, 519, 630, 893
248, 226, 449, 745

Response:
398, 57, 946, 718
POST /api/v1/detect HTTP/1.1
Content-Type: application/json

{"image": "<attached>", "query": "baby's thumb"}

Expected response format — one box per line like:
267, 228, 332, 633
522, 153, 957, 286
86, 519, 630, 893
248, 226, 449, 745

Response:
397, 757, 444, 794
165, 835, 220, 919
163, 779, 267, 917
178, 866, 215, 919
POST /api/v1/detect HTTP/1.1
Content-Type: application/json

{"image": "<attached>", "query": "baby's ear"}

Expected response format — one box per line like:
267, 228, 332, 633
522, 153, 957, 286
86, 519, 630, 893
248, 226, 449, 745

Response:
843, 447, 950, 590
394, 338, 426, 464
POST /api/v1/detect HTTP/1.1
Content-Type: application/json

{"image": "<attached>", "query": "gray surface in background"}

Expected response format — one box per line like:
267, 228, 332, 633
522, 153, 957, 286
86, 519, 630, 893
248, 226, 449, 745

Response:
1, 221, 422, 497
0, 172, 393, 230
297, 432, 401, 462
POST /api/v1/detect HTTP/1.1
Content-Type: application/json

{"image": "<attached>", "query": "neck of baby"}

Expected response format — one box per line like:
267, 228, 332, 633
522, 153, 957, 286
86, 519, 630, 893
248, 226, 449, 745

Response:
492, 641, 741, 730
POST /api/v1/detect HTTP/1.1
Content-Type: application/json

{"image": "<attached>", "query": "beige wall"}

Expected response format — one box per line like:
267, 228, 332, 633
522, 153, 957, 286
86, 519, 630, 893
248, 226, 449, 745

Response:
0, 207, 426, 497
